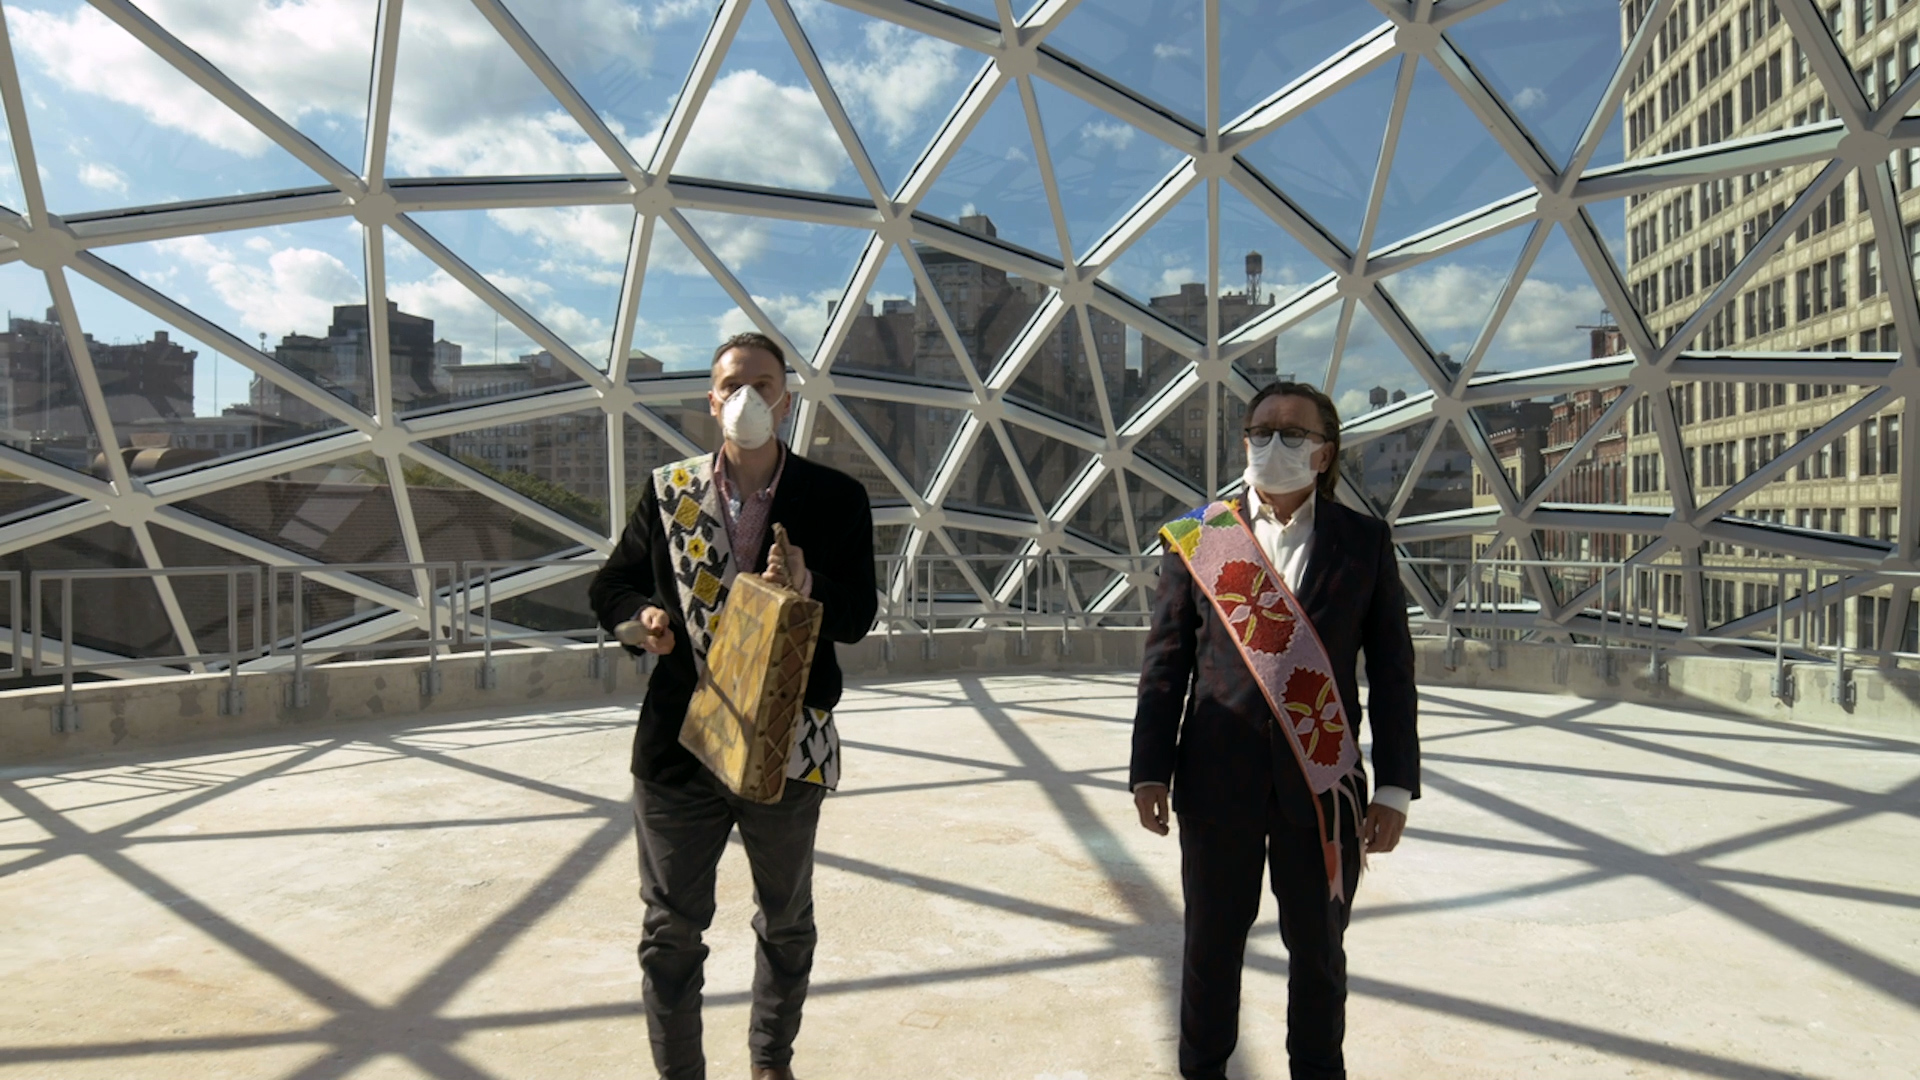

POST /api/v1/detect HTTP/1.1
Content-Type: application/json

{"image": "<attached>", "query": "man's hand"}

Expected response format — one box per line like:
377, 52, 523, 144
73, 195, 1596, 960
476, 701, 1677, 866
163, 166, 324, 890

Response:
1362, 803, 1406, 853
616, 605, 676, 655
763, 523, 806, 590
1133, 783, 1170, 836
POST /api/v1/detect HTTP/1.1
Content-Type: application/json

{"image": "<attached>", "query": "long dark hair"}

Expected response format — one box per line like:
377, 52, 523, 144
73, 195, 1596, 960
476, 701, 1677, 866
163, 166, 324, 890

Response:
1245, 381, 1342, 502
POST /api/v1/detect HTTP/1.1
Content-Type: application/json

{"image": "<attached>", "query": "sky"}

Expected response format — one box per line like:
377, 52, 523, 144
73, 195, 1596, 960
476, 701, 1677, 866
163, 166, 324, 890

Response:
0, 0, 1642, 429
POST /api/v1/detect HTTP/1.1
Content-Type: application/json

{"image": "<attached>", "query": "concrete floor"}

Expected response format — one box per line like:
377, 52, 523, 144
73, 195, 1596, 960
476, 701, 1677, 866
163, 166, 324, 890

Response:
2, 674, 1917, 1080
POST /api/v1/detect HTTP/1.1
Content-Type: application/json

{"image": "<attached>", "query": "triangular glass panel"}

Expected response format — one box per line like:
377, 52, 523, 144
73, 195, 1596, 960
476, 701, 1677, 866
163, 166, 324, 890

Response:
1408, 420, 1476, 519
1451, 224, 1613, 387
1377, 222, 1530, 377
0, 482, 80, 529
387, 0, 621, 177
412, 207, 633, 369
503, 0, 718, 166
385, 226, 587, 414
1128, 468, 1188, 551
8, 4, 332, 212
1068, 470, 1130, 552
174, 452, 415, 594
0, 523, 183, 661
949, 427, 1032, 517
1331, 302, 1428, 422
1005, 423, 1093, 514
1097, 187, 1207, 313
137, 0, 378, 171
1045, 0, 1203, 125
1618, 167, 1836, 354
916, 85, 1058, 259
838, 396, 966, 499
1374, 58, 1536, 250
681, 210, 868, 364
1444, 0, 1626, 170
406, 454, 590, 563
1533, 389, 1639, 509
632, 223, 752, 375
1237, 59, 1397, 253
1402, 533, 1473, 607
1003, 296, 1105, 432
92, 219, 372, 430
803, 403, 908, 507
1266, 299, 1343, 390
1342, 417, 1435, 518
673, 0, 862, 196
423, 409, 610, 535
1712, 381, 1883, 540
0, 263, 103, 475
826, 244, 970, 387
62, 270, 351, 470
0, 103, 24, 211
1467, 393, 1555, 504
790, 0, 975, 196
1102, 317, 1184, 429
1218, 183, 1327, 337
1219, 0, 1390, 125
1534, 530, 1659, 612
1032, 79, 1183, 259
1137, 385, 1208, 493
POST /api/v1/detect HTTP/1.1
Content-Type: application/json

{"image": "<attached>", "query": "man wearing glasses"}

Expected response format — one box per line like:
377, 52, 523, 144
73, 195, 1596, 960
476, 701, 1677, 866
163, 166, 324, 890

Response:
1130, 381, 1420, 1080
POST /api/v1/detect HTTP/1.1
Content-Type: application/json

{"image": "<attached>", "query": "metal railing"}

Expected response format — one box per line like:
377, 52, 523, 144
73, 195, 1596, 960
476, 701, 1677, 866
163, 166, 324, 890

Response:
31, 566, 262, 731
269, 562, 458, 706
458, 560, 615, 687
9, 551, 1916, 720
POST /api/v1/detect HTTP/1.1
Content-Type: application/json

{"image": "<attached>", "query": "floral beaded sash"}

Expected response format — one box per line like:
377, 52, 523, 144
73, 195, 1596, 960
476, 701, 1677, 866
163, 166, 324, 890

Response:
1161, 499, 1366, 900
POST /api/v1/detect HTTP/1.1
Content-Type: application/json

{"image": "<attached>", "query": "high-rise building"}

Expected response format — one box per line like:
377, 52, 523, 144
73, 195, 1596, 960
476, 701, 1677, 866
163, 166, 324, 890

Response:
1619, 0, 1913, 647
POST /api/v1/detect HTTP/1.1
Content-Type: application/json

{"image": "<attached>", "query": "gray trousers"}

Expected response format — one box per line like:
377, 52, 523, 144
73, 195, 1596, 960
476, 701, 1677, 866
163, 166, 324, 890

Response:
632, 770, 826, 1080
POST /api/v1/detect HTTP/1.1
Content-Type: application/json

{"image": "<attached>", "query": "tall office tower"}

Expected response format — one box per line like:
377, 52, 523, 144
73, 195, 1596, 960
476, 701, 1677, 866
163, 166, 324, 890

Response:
1619, 0, 1912, 648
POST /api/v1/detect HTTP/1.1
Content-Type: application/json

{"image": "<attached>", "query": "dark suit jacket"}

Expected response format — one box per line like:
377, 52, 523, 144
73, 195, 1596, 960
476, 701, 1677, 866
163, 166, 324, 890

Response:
589, 448, 877, 784
1129, 495, 1419, 826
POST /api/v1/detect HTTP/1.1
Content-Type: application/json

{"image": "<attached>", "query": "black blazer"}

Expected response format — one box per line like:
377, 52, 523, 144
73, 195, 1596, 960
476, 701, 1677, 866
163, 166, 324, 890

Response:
1129, 495, 1419, 826
589, 448, 877, 784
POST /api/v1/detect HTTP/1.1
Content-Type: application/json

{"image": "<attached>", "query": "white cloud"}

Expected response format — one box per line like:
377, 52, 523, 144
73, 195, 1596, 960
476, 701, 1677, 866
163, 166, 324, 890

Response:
388, 267, 609, 362
78, 162, 129, 194
10, 5, 277, 156
824, 22, 965, 149
205, 246, 363, 337
1082, 120, 1136, 151
1513, 87, 1549, 112
1152, 44, 1192, 60
1337, 389, 1372, 417
671, 70, 848, 189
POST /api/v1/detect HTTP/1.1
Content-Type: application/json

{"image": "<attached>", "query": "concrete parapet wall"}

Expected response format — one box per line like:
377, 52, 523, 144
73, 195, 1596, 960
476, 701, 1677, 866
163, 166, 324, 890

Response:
1414, 638, 1920, 735
0, 629, 1151, 764
7, 628, 1912, 764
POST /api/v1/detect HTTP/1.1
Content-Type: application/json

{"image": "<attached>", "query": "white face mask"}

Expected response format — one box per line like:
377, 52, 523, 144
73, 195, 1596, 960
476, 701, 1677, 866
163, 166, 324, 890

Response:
1244, 436, 1321, 497
719, 384, 783, 450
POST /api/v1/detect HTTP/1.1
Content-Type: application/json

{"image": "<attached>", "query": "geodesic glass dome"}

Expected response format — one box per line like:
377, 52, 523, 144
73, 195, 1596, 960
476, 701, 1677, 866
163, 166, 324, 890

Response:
2, 0, 1917, 670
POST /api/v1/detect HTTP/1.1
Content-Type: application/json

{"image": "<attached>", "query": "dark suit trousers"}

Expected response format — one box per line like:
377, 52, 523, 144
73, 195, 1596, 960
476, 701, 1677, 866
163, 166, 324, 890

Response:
632, 770, 826, 1080
1177, 793, 1362, 1080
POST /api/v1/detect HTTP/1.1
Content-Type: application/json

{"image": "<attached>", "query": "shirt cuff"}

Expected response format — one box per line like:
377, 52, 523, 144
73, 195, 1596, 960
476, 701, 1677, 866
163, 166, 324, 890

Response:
1132, 780, 1169, 793
1372, 785, 1412, 816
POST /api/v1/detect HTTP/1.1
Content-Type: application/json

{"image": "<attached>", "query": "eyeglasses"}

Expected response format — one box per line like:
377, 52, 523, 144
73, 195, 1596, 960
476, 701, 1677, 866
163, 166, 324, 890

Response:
1244, 425, 1327, 448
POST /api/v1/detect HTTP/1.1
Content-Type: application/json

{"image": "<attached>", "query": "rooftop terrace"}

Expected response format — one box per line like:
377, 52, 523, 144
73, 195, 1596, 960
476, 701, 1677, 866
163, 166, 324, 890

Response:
3, 675, 1917, 1079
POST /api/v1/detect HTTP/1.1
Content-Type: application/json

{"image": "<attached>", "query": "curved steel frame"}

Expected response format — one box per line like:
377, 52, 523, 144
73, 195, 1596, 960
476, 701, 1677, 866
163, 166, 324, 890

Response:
0, 0, 1916, 668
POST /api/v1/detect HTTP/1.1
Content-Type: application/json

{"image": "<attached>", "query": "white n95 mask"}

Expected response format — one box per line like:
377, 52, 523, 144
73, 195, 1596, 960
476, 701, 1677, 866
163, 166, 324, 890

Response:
1243, 437, 1320, 496
720, 385, 781, 449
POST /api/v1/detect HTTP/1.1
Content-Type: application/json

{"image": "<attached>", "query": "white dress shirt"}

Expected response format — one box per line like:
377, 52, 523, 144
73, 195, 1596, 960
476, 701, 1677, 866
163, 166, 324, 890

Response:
1247, 492, 1412, 819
